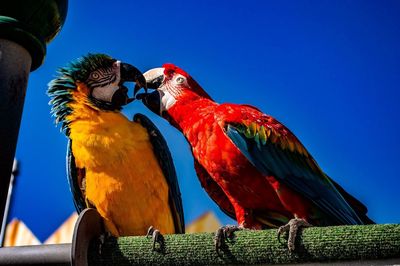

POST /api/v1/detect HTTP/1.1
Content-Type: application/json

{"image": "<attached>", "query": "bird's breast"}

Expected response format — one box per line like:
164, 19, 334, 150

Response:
69, 113, 175, 236
185, 114, 282, 211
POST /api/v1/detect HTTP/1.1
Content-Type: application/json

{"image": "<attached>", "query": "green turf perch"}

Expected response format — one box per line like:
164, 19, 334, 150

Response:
88, 224, 400, 265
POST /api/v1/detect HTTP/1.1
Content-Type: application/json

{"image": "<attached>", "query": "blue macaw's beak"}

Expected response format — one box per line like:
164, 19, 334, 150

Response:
111, 84, 133, 106
111, 63, 146, 107
120, 63, 147, 89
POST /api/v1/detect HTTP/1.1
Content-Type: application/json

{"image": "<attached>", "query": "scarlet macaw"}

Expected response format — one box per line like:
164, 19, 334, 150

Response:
136, 64, 373, 251
47, 55, 184, 249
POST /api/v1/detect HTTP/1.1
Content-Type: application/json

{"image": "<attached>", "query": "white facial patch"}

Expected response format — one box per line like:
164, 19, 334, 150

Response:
92, 84, 120, 102
160, 89, 177, 112
91, 61, 121, 102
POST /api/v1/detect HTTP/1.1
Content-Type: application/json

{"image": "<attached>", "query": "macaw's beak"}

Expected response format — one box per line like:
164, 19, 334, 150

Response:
111, 84, 134, 106
136, 90, 161, 115
134, 67, 165, 115
111, 63, 146, 106
120, 62, 147, 92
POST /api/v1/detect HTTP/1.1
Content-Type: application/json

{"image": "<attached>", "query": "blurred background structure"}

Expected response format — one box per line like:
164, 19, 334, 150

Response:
3, 211, 221, 246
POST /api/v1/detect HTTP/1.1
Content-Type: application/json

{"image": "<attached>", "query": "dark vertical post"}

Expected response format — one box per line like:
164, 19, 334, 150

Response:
0, 159, 18, 247
0, 40, 31, 231
0, 0, 68, 232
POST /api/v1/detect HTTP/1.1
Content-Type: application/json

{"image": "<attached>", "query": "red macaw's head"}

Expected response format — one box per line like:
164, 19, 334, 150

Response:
135, 64, 211, 116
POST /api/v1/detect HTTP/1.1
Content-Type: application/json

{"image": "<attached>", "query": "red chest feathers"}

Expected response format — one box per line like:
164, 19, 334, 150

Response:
183, 112, 283, 211
185, 112, 240, 176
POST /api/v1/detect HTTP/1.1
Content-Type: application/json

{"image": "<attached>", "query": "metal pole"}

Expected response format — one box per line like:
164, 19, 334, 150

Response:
0, 0, 68, 234
0, 244, 71, 265
0, 40, 31, 229
0, 159, 18, 247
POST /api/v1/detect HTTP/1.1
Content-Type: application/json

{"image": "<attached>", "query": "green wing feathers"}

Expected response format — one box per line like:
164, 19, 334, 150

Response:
224, 112, 366, 225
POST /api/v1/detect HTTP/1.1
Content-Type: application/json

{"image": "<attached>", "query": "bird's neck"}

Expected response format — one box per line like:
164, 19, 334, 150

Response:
65, 85, 129, 135
165, 96, 218, 134
67, 102, 129, 140
69, 99, 121, 120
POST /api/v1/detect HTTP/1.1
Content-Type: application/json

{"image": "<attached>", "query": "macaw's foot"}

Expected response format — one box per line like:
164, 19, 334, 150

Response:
97, 231, 112, 255
277, 218, 312, 252
214, 225, 242, 255
146, 226, 165, 252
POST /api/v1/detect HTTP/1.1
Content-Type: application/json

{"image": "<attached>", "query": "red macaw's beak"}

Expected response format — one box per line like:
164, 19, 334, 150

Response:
134, 67, 165, 115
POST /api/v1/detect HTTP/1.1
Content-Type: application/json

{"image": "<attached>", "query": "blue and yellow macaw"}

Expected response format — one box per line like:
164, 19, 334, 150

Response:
47, 54, 184, 248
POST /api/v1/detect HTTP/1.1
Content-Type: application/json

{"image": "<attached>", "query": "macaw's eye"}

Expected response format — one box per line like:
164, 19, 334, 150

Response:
176, 77, 185, 84
90, 72, 100, 79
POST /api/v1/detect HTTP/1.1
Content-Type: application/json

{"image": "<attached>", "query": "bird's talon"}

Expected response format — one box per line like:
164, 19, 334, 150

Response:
147, 226, 165, 252
98, 234, 104, 255
146, 226, 154, 238
277, 223, 290, 244
277, 218, 312, 252
97, 232, 112, 255
214, 225, 241, 254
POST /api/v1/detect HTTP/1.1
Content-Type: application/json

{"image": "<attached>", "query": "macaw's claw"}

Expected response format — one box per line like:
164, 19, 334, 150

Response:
146, 226, 165, 252
214, 225, 241, 255
277, 218, 312, 252
97, 231, 112, 255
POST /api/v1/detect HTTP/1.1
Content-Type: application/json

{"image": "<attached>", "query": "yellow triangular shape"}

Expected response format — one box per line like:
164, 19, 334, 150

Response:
186, 211, 221, 233
4, 218, 41, 246
44, 212, 78, 244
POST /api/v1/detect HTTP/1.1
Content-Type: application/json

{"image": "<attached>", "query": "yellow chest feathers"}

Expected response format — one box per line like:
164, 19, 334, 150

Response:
68, 111, 174, 236
69, 111, 149, 169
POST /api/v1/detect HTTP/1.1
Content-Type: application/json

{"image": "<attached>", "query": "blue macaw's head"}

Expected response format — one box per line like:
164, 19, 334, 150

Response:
47, 53, 146, 133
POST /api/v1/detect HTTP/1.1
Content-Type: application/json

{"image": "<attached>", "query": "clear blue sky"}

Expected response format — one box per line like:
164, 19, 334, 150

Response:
8, 0, 400, 241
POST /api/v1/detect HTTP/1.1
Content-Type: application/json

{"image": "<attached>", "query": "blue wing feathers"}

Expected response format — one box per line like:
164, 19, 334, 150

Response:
133, 113, 185, 233
66, 139, 86, 213
66, 115, 185, 233
226, 125, 363, 225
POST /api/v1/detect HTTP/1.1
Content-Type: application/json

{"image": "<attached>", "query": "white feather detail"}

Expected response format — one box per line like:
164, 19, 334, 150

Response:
91, 61, 121, 102
160, 89, 177, 112
92, 84, 120, 102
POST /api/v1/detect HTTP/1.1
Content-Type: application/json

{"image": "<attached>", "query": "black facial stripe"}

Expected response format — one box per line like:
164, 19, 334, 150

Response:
91, 74, 116, 84
87, 74, 117, 89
